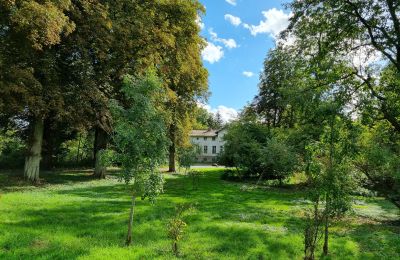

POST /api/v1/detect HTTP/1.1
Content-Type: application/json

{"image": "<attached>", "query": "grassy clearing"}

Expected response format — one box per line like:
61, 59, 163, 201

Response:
0, 168, 399, 259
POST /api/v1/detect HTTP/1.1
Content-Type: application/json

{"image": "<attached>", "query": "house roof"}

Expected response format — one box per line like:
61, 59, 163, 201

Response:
190, 129, 224, 137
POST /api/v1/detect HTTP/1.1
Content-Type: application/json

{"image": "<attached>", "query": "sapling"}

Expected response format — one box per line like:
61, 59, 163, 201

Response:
178, 144, 200, 174
188, 170, 200, 190
167, 203, 194, 256
104, 72, 169, 246
303, 114, 354, 258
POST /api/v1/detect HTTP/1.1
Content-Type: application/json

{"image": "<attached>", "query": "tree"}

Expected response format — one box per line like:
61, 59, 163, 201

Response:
106, 72, 169, 246
177, 144, 200, 174
159, 1, 208, 172
0, 0, 78, 182
285, 0, 400, 208
259, 136, 298, 185
304, 113, 355, 257
219, 120, 268, 178
0, 0, 208, 181
355, 121, 400, 208
287, 0, 400, 133
193, 106, 223, 130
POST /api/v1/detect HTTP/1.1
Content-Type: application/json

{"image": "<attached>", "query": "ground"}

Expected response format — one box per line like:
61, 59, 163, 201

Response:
0, 168, 399, 259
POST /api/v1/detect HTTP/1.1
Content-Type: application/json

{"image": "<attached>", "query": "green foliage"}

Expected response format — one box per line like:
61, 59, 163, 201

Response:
178, 144, 200, 173
106, 72, 169, 198
141, 172, 165, 204
355, 122, 400, 207
259, 137, 298, 182
58, 131, 95, 167
188, 170, 201, 190
219, 120, 268, 177
0, 129, 25, 168
0, 0, 208, 179
193, 106, 224, 130
167, 203, 194, 256
220, 119, 297, 182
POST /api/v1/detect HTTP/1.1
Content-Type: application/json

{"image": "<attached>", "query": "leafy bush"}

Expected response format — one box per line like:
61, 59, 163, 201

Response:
0, 130, 25, 169
178, 144, 200, 174
219, 121, 298, 182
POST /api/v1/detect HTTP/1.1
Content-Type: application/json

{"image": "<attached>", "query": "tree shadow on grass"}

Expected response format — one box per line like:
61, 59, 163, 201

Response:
0, 168, 122, 192
0, 193, 176, 259
344, 221, 400, 259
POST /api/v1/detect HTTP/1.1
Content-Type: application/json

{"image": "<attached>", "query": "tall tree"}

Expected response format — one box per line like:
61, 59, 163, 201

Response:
287, 0, 400, 133
0, 0, 77, 182
158, 0, 208, 172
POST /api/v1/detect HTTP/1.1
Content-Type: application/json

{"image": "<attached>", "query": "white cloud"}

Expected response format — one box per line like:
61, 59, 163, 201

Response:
225, 0, 237, 6
224, 14, 241, 26
348, 43, 382, 71
199, 103, 238, 123
196, 16, 205, 30
215, 106, 239, 123
243, 8, 292, 38
209, 28, 238, 49
243, 71, 254, 77
202, 42, 224, 64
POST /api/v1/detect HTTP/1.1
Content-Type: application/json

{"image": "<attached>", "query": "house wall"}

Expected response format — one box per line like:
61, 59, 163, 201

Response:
190, 129, 226, 163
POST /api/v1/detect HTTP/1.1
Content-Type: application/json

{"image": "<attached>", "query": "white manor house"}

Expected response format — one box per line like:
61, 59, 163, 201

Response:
189, 128, 226, 163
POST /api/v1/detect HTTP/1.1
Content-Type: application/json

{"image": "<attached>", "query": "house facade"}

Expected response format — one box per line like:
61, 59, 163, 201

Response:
189, 128, 226, 163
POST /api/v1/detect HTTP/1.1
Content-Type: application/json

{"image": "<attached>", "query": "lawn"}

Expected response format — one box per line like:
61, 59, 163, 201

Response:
0, 168, 399, 259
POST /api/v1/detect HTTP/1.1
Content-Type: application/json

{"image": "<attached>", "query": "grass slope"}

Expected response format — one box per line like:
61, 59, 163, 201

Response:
0, 169, 399, 259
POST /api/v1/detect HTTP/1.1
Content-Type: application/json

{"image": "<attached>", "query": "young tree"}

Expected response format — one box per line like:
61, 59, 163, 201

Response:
177, 144, 200, 174
107, 72, 169, 246
304, 111, 355, 257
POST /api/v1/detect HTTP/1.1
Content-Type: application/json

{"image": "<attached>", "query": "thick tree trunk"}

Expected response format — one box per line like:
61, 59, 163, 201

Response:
41, 119, 55, 170
126, 195, 136, 246
24, 118, 44, 184
168, 124, 176, 172
93, 127, 108, 179
168, 143, 176, 172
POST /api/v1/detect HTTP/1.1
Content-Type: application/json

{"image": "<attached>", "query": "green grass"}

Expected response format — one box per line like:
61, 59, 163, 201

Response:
0, 169, 399, 259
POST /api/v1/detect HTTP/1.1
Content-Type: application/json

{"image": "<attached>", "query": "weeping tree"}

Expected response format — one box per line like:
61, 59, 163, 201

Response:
106, 72, 169, 246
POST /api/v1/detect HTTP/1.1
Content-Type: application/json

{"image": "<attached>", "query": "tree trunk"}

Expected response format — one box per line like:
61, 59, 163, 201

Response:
76, 132, 81, 164
169, 144, 176, 172
173, 241, 178, 256
24, 118, 44, 184
41, 119, 55, 170
168, 124, 176, 172
126, 195, 136, 246
323, 214, 329, 256
93, 127, 108, 178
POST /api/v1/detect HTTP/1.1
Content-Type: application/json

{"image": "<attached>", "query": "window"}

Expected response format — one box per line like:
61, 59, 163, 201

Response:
212, 146, 217, 154
203, 146, 208, 154
220, 146, 224, 153
212, 137, 216, 141
204, 137, 207, 141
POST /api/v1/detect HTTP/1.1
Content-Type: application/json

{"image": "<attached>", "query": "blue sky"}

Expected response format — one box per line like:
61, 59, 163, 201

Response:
198, 0, 291, 121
